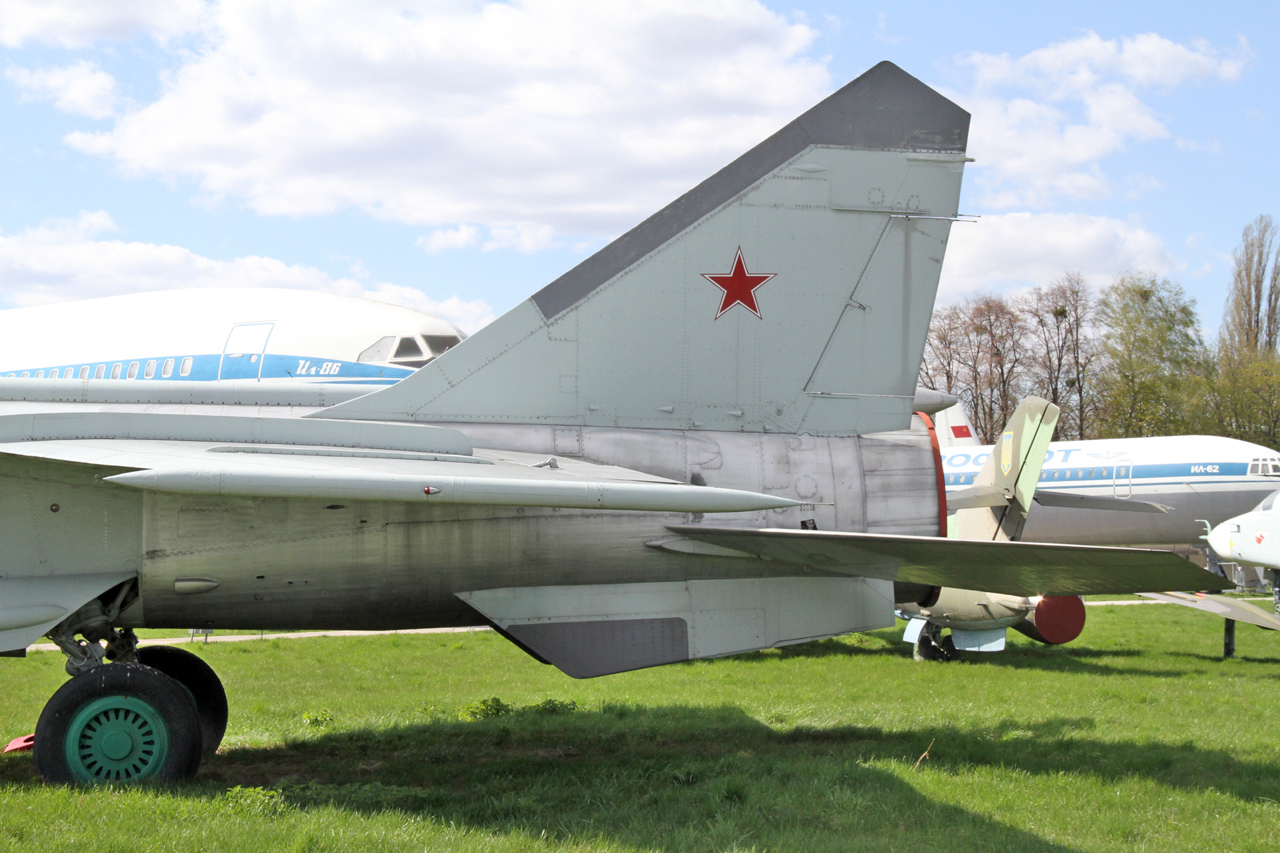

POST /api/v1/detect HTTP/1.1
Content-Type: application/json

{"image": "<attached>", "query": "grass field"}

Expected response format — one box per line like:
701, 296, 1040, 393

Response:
2, 604, 1279, 852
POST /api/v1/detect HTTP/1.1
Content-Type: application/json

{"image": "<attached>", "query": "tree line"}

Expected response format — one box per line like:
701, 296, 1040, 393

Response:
920, 215, 1280, 448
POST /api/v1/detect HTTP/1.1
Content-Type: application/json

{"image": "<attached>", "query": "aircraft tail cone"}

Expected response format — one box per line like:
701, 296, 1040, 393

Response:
1013, 595, 1086, 645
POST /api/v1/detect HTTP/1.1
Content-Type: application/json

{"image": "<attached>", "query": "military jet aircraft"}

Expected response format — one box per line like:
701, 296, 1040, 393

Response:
0, 62, 1226, 785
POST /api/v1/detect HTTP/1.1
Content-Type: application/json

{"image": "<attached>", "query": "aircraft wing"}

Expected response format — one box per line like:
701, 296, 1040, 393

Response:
666, 525, 1231, 597
1137, 591, 1280, 630
0, 436, 801, 514
1033, 490, 1170, 513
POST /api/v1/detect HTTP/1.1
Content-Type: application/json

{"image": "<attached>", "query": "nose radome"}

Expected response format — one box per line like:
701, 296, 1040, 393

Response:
1207, 523, 1237, 560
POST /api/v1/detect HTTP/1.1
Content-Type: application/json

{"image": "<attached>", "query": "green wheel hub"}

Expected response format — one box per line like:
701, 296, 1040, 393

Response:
64, 696, 170, 783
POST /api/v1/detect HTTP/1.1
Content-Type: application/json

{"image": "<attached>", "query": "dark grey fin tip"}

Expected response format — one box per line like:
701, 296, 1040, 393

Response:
531, 61, 970, 320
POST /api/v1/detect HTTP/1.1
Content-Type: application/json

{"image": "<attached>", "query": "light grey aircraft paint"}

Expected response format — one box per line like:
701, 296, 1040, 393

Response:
316, 63, 969, 436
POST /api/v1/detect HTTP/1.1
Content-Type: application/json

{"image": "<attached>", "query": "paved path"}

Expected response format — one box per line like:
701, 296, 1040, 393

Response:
1086, 597, 1273, 606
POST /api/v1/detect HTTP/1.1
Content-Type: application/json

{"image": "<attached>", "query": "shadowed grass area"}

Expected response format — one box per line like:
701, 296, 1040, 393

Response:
1, 605, 1278, 851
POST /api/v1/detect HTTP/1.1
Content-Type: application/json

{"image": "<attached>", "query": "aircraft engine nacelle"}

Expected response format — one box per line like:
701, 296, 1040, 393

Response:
1010, 595, 1086, 645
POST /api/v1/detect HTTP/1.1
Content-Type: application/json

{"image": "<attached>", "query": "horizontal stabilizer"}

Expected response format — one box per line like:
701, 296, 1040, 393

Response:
104, 467, 803, 513
667, 525, 1230, 597
1034, 490, 1170, 513
947, 484, 1012, 510
952, 397, 1058, 541
1138, 591, 1280, 630
459, 577, 894, 678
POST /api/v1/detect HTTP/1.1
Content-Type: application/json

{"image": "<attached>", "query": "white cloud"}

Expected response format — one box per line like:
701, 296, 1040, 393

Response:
483, 223, 555, 254
59, 0, 827, 240
7, 61, 120, 119
0, 211, 494, 333
937, 212, 1178, 299
0, 0, 205, 49
417, 225, 479, 254
958, 32, 1249, 208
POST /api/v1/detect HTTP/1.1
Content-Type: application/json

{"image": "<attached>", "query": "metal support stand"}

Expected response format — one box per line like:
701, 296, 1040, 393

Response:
1223, 618, 1236, 659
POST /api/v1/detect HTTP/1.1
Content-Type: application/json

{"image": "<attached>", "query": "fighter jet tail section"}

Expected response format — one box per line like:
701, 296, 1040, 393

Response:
947, 396, 1059, 541
314, 62, 969, 437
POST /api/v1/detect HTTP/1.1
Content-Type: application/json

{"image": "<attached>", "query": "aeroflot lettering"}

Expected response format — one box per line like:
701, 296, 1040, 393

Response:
296, 360, 341, 376
946, 448, 1080, 468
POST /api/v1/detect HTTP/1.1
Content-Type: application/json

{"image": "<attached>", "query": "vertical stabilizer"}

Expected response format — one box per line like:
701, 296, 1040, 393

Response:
949, 397, 1059, 541
315, 62, 970, 436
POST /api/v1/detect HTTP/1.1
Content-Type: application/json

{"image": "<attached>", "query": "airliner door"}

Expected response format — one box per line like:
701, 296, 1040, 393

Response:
1112, 459, 1133, 499
219, 323, 274, 381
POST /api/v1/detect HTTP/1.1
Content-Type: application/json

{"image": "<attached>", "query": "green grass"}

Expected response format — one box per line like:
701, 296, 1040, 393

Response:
3, 605, 1280, 852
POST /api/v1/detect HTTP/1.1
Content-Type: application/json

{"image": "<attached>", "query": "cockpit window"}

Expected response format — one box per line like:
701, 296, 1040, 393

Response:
393, 337, 424, 359
1259, 490, 1280, 512
357, 336, 396, 364
424, 335, 461, 355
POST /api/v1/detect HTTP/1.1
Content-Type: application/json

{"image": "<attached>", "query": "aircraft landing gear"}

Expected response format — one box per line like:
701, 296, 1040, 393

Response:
913, 622, 962, 662
33, 663, 204, 784
32, 586, 228, 783
136, 645, 228, 755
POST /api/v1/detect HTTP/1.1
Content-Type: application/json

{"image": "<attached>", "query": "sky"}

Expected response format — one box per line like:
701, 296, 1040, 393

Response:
0, 1, 1274, 335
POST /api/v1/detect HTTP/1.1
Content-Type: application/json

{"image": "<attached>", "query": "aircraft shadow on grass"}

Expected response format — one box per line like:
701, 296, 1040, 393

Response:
724, 634, 1179, 679
149, 704, 1277, 852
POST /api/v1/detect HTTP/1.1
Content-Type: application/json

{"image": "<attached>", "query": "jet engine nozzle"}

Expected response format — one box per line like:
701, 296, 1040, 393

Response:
1012, 595, 1086, 645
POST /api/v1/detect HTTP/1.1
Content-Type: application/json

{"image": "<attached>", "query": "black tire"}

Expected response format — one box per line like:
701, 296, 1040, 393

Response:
136, 645, 228, 755
939, 633, 963, 662
33, 662, 203, 785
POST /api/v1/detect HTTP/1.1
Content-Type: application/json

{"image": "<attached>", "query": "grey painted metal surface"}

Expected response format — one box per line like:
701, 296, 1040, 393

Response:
667, 525, 1229, 597
105, 467, 806, 513
314, 63, 969, 436
0, 410, 471, 455
527, 61, 969, 321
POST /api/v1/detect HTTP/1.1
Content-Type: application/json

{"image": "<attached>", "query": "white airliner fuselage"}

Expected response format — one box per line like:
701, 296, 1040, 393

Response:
0, 288, 465, 386
943, 435, 1280, 547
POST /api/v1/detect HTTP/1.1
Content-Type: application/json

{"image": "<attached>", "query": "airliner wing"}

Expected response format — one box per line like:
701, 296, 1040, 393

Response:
1033, 490, 1170, 513
666, 525, 1230, 597
1137, 591, 1280, 630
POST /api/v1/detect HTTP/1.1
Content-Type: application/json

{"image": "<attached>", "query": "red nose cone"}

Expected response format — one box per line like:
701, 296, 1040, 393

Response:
1033, 595, 1086, 645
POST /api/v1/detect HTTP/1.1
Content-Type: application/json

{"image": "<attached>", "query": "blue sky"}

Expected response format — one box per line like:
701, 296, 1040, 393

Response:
0, 1, 1274, 333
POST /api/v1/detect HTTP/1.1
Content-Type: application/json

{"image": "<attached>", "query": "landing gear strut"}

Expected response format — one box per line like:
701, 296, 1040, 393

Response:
913, 622, 962, 662
31, 583, 227, 783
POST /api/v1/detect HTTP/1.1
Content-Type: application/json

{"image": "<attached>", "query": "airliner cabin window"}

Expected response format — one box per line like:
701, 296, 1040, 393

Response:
94, 365, 105, 379
162, 358, 174, 378
110, 363, 121, 379
144, 360, 156, 379
78, 367, 88, 379
127, 362, 139, 379
357, 336, 396, 363
424, 335, 461, 355
180, 357, 193, 376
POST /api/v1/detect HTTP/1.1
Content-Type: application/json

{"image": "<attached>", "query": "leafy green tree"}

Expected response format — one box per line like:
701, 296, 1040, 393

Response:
1094, 273, 1202, 438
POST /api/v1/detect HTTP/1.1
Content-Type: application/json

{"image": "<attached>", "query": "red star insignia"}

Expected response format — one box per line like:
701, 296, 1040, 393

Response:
701, 247, 775, 319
